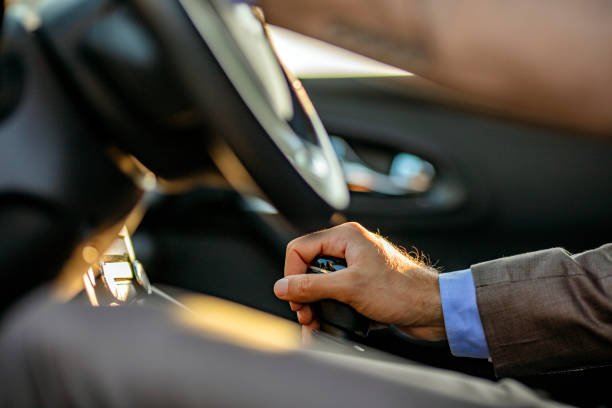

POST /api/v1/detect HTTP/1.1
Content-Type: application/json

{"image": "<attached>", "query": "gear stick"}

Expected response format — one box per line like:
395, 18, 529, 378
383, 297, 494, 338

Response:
307, 256, 372, 338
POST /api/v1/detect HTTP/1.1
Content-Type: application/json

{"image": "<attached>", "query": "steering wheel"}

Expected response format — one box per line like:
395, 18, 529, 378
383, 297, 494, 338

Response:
38, 0, 349, 230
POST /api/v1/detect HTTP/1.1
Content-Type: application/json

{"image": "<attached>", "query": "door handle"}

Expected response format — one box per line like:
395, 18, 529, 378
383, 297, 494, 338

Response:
330, 136, 435, 195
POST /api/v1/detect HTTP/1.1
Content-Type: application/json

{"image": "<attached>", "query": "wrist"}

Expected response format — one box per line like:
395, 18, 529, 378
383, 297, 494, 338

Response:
429, 272, 445, 326
423, 271, 446, 335
396, 266, 447, 341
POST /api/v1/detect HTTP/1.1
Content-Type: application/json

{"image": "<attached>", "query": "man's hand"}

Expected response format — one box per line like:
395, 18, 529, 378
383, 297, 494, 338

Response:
274, 222, 446, 341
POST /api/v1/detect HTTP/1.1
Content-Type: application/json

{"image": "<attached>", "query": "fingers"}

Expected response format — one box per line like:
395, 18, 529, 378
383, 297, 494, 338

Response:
284, 222, 368, 278
289, 301, 303, 311
296, 305, 314, 325
284, 228, 346, 278
274, 269, 353, 303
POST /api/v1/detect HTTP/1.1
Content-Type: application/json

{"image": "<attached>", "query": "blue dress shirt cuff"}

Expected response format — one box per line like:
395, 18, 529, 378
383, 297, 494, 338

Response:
439, 269, 490, 359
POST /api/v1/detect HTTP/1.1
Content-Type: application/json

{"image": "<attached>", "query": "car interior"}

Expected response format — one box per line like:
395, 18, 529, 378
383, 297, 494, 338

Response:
0, 0, 610, 406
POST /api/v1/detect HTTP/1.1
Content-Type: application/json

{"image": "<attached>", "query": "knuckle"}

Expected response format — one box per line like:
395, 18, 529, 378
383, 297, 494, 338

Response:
342, 222, 367, 237
344, 221, 363, 232
285, 238, 298, 255
295, 277, 312, 298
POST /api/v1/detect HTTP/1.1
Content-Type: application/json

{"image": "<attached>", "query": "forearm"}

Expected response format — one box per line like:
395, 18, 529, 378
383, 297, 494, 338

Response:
259, 0, 612, 134
472, 244, 612, 377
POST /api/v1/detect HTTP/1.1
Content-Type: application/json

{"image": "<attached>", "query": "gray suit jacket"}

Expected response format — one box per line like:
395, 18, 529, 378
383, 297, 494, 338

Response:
472, 244, 612, 377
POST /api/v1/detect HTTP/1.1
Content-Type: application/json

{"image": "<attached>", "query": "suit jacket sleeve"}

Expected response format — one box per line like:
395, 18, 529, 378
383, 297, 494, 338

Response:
471, 244, 612, 377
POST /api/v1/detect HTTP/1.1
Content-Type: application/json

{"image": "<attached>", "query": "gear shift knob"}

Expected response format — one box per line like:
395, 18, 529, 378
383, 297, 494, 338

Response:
308, 256, 371, 338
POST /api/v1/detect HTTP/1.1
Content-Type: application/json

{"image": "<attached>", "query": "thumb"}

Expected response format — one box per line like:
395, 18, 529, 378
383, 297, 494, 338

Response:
273, 271, 352, 303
